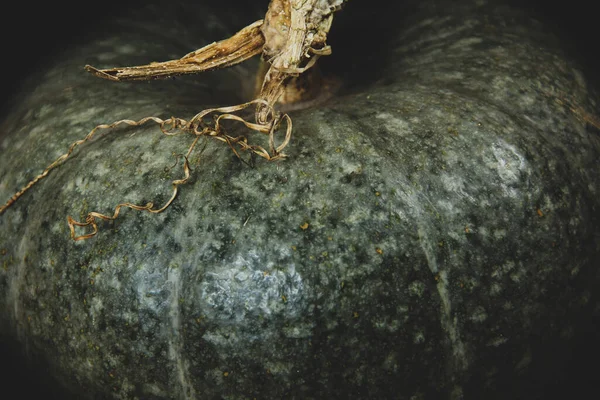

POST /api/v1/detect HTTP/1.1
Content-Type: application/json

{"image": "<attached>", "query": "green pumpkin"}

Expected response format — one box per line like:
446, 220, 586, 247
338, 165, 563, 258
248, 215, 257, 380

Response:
1, 0, 599, 399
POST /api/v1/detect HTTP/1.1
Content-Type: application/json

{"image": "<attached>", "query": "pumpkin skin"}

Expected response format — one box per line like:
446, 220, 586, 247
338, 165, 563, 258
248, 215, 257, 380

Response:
1, 0, 599, 399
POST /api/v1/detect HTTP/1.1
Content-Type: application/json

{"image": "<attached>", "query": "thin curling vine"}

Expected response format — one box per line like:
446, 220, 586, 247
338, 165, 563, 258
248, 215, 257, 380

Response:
0, 0, 347, 240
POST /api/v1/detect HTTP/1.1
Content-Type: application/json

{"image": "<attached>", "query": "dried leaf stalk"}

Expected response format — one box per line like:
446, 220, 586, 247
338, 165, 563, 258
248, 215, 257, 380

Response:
0, 0, 346, 240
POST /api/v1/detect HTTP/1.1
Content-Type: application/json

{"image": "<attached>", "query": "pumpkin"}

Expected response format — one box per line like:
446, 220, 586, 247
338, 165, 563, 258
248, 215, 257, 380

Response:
1, 0, 599, 398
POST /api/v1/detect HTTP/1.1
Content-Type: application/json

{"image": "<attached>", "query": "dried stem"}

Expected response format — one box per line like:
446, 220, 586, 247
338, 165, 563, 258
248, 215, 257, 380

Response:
84, 20, 265, 81
0, 0, 345, 240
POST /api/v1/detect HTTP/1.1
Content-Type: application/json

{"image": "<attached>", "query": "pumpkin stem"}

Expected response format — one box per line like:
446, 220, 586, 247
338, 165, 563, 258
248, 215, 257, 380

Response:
0, 0, 346, 240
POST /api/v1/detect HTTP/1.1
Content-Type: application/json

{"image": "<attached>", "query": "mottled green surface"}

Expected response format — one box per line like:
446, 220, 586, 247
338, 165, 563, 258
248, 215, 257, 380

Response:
1, 0, 599, 399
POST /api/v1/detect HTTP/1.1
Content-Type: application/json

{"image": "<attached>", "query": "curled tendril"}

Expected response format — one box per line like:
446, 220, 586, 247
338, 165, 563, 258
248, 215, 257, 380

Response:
0, 99, 292, 241
67, 154, 192, 241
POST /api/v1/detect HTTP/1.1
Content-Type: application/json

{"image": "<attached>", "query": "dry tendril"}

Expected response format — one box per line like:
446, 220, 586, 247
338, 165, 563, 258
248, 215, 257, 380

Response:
0, 0, 346, 240
1, 100, 291, 241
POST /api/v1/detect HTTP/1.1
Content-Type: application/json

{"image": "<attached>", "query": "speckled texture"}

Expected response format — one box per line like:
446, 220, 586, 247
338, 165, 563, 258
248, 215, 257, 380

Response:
1, 0, 599, 399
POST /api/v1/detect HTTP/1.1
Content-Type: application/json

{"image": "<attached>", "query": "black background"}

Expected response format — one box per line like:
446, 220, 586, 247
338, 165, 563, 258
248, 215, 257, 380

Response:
1, 0, 598, 398
0, 0, 599, 113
